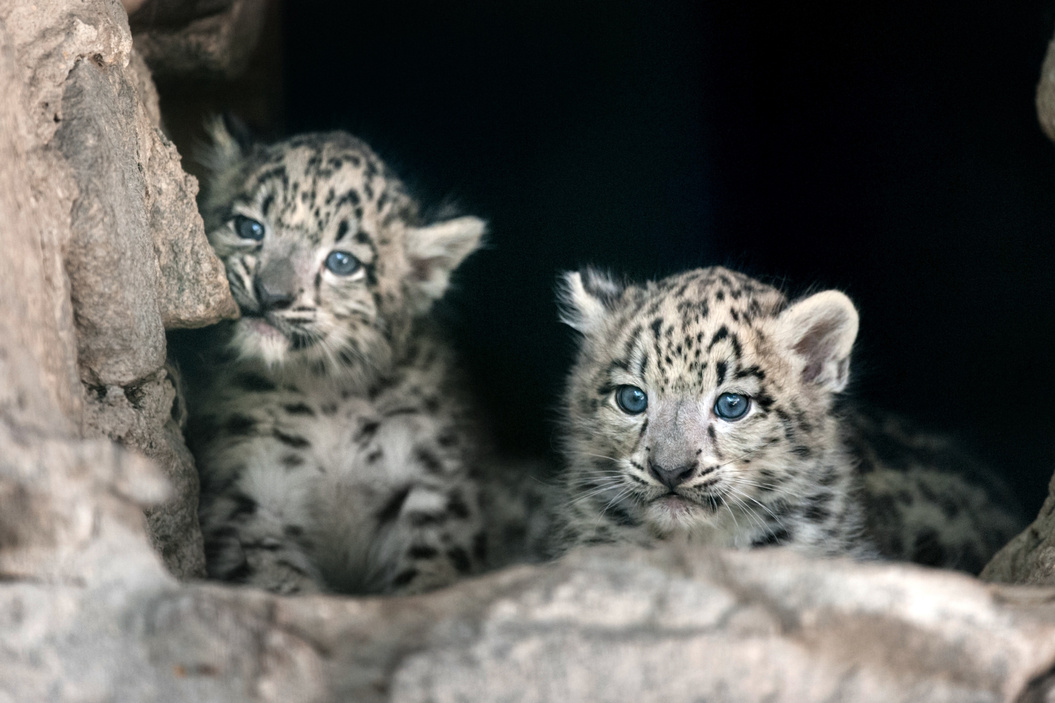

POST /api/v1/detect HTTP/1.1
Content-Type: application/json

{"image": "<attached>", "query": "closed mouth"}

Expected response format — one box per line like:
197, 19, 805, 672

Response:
241, 311, 321, 351
241, 314, 288, 341
652, 491, 724, 514
654, 494, 696, 514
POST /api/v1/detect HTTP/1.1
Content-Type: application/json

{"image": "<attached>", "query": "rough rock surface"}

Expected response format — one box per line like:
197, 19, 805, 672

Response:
130, 0, 271, 79
0, 0, 236, 581
1037, 30, 1055, 145
981, 469, 1055, 585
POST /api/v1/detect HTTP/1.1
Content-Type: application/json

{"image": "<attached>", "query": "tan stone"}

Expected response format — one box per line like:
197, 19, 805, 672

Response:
128, 50, 239, 329
130, 0, 270, 80
0, 0, 238, 580
981, 469, 1055, 585
1037, 33, 1055, 144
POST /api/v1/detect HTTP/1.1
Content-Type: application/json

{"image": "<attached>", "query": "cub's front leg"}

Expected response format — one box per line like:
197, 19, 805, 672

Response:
198, 460, 325, 596
369, 479, 486, 596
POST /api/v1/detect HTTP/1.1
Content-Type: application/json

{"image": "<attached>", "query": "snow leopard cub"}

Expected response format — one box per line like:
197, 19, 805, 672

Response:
553, 266, 1023, 572
188, 119, 489, 595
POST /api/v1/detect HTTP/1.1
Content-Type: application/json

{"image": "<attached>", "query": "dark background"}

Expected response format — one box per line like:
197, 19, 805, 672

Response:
275, 1, 1055, 512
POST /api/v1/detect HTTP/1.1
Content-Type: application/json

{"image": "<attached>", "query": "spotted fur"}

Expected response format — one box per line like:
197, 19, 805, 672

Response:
188, 119, 491, 595
553, 266, 1023, 571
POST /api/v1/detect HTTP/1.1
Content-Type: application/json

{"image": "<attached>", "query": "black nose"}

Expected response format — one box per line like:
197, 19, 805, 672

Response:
648, 461, 696, 490
254, 277, 295, 310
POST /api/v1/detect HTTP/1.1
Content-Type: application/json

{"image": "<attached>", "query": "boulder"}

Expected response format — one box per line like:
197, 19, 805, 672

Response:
0, 0, 236, 581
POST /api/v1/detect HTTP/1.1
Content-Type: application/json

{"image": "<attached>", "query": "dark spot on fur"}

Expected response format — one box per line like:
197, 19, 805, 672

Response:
217, 560, 252, 584
473, 532, 487, 562
224, 415, 256, 436
752, 527, 791, 546
229, 492, 258, 518
715, 360, 727, 385
937, 495, 960, 520
409, 545, 439, 559
237, 373, 276, 392
912, 529, 946, 567
708, 326, 729, 350
392, 569, 418, 588
281, 453, 305, 469
282, 403, 314, 416
356, 420, 380, 442
446, 491, 471, 519
416, 448, 444, 474
408, 512, 444, 527
376, 486, 411, 524
446, 546, 472, 573
802, 495, 831, 523
608, 504, 641, 527
274, 429, 310, 448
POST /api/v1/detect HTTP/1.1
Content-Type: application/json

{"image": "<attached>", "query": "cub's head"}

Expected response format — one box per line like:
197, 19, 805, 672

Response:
198, 118, 484, 380
558, 266, 858, 537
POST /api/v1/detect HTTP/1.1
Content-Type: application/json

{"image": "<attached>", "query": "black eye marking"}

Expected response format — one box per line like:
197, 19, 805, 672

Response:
232, 215, 265, 241
714, 392, 750, 421
335, 220, 351, 242
325, 250, 361, 276
615, 385, 648, 415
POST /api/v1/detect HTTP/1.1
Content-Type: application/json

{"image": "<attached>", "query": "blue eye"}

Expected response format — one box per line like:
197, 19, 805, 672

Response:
714, 392, 750, 421
232, 215, 265, 241
325, 250, 361, 276
615, 385, 648, 414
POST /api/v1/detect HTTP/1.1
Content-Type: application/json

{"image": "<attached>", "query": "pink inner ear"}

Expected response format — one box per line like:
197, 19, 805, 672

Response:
411, 257, 437, 282
792, 316, 841, 383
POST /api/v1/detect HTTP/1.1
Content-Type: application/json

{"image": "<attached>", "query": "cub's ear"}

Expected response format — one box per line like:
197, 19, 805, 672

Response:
774, 290, 859, 392
558, 267, 625, 334
405, 215, 486, 302
198, 114, 250, 178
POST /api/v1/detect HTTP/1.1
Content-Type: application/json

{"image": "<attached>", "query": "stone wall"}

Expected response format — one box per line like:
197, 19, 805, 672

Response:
0, 0, 236, 582
4, 1, 1055, 700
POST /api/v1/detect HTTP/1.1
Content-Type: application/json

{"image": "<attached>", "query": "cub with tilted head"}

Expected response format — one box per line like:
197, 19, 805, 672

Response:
554, 266, 1023, 572
188, 118, 491, 595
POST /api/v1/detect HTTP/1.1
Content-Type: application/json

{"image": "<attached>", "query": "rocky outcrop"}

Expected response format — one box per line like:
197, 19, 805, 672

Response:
981, 470, 1055, 584
1036, 29, 1055, 145
0, 0, 236, 581
5, 454, 1055, 703
129, 0, 271, 80
5, 1, 1055, 701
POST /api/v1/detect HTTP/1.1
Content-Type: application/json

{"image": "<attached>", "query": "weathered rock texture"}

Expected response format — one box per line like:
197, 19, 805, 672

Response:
129, 0, 271, 79
981, 469, 1055, 584
981, 26, 1055, 586
0, 0, 236, 581
6, 1, 1055, 701
1037, 29, 1055, 145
